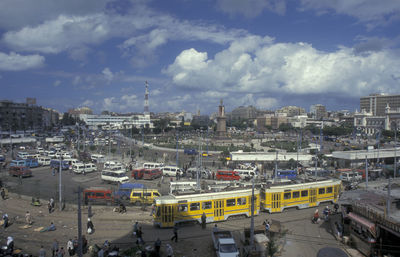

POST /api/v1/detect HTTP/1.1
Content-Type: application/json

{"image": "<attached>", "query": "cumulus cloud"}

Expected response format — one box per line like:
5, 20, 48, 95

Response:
256, 97, 278, 109
53, 80, 61, 87
216, 0, 286, 17
102, 67, 114, 83
101, 94, 140, 112
298, 0, 400, 28
164, 35, 400, 101
82, 99, 94, 107
0, 51, 44, 71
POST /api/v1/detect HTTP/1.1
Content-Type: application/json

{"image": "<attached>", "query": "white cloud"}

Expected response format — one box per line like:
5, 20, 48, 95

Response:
216, 0, 286, 17
101, 94, 140, 112
53, 80, 61, 87
102, 67, 114, 83
81, 100, 94, 107
0, 51, 44, 71
165, 35, 400, 101
102, 97, 116, 111
298, 0, 400, 28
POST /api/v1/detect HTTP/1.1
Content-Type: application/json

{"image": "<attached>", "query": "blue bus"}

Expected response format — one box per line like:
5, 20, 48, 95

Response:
275, 170, 297, 179
10, 158, 39, 168
50, 159, 70, 170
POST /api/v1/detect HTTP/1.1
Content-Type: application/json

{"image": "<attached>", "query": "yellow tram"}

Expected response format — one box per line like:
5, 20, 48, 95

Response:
261, 179, 341, 213
153, 188, 260, 228
153, 179, 341, 228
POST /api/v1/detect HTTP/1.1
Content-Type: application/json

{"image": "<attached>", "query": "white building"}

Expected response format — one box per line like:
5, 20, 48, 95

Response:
79, 114, 152, 129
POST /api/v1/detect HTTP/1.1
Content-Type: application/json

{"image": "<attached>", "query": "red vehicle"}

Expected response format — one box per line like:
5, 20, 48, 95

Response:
216, 170, 240, 181
132, 168, 145, 179
83, 187, 114, 205
143, 169, 162, 180
9, 166, 32, 178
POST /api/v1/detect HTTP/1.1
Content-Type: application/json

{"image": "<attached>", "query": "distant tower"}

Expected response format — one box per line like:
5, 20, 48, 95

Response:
144, 81, 149, 115
216, 99, 227, 138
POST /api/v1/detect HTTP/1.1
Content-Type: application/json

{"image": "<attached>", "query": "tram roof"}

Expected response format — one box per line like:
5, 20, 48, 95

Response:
262, 179, 341, 191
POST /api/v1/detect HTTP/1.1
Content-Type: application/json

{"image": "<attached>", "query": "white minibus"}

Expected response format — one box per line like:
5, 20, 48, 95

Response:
101, 167, 129, 184
161, 166, 181, 177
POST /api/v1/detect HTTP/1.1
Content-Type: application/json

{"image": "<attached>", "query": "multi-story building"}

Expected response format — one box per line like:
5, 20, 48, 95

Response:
310, 104, 327, 120
68, 107, 93, 118
79, 113, 151, 129
354, 104, 400, 135
360, 93, 400, 116
0, 99, 59, 131
276, 106, 306, 117
230, 105, 258, 120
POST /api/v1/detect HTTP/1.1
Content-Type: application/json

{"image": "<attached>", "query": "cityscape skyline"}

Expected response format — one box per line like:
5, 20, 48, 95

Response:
0, 0, 400, 114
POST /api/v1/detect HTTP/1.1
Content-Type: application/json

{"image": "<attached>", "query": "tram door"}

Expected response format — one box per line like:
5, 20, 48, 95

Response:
214, 200, 224, 221
161, 204, 174, 228
271, 193, 281, 213
309, 189, 317, 207
333, 185, 339, 202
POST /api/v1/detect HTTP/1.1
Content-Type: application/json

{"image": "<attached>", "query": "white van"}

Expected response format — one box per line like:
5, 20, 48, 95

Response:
38, 157, 51, 166
65, 158, 79, 168
104, 161, 123, 169
161, 166, 181, 177
73, 163, 86, 174
101, 167, 129, 184
143, 162, 163, 169
91, 154, 105, 163
84, 163, 97, 173
340, 172, 362, 182
234, 169, 257, 180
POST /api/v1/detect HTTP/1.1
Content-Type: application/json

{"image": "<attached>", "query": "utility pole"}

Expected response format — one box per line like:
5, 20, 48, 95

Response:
387, 178, 391, 217
77, 186, 83, 257
59, 155, 62, 211
176, 131, 179, 167
394, 124, 397, 178
129, 126, 132, 161
274, 151, 278, 182
196, 131, 201, 190
365, 155, 368, 189
249, 178, 255, 249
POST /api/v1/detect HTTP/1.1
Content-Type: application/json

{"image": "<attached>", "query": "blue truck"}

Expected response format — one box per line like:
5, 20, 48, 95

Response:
113, 183, 144, 201
10, 158, 39, 168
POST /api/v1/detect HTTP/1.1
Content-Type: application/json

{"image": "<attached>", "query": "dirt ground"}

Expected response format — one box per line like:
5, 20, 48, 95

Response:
0, 193, 214, 257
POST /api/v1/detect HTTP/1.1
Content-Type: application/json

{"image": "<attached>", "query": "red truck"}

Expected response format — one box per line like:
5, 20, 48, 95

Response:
9, 166, 32, 178
216, 170, 240, 181
143, 169, 162, 180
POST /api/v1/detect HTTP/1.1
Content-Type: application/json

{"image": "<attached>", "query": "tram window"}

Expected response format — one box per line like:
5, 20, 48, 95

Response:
292, 191, 300, 198
284, 192, 291, 200
237, 197, 247, 205
326, 187, 333, 193
202, 201, 212, 209
226, 199, 236, 207
132, 192, 141, 197
318, 188, 325, 194
178, 204, 188, 212
156, 207, 160, 217
190, 203, 200, 211
301, 190, 308, 197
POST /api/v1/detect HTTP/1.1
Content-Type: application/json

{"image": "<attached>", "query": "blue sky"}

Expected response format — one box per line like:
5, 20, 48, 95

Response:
0, 0, 400, 115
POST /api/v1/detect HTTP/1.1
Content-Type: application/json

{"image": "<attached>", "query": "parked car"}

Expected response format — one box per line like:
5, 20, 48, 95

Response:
9, 166, 32, 177
130, 189, 161, 205
216, 170, 240, 181
132, 168, 145, 179
143, 169, 162, 180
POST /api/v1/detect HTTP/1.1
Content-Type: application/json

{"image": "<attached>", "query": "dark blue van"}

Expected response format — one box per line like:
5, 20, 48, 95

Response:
114, 183, 144, 200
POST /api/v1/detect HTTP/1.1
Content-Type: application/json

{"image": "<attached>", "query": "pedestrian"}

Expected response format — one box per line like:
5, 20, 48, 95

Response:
2, 213, 9, 229
136, 226, 144, 245
97, 247, 104, 257
57, 247, 65, 257
212, 224, 218, 232
133, 221, 139, 237
73, 237, 78, 254
264, 221, 270, 236
171, 223, 178, 242
166, 244, 173, 257
1, 188, 6, 200
201, 212, 206, 229
52, 168, 56, 176
82, 235, 88, 254
52, 239, 59, 257
88, 203, 92, 218
154, 238, 161, 254
67, 239, 74, 256
335, 221, 343, 239
25, 211, 32, 225
39, 245, 46, 257
87, 218, 94, 234
40, 222, 56, 232
150, 204, 155, 216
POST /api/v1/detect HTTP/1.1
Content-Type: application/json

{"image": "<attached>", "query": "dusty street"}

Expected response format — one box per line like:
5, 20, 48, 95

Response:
0, 190, 348, 257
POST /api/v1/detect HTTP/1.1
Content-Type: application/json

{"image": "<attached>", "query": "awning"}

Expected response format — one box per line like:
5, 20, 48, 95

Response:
348, 212, 376, 236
